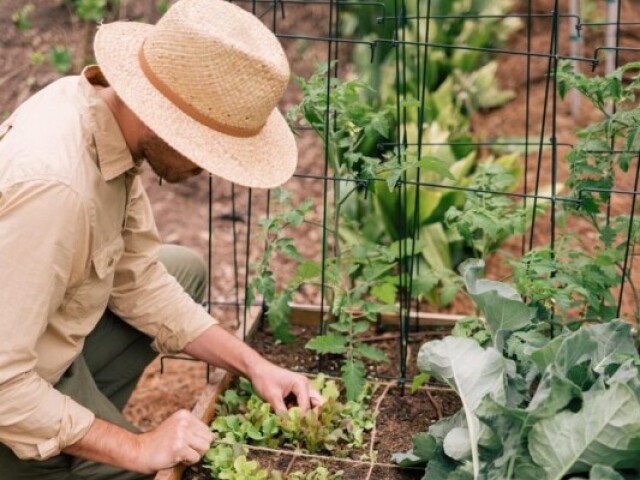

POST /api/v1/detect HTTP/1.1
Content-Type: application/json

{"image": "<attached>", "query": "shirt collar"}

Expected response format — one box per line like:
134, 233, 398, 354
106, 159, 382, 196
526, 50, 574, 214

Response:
80, 66, 137, 181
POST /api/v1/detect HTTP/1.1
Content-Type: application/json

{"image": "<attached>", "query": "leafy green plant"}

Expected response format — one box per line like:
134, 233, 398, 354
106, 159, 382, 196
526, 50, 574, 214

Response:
12, 3, 34, 30
288, 464, 343, 480
303, 244, 396, 401
511, 233, 626, 323
549, 60, 640, 321
393, 259, 640, 479
205, 444, 276, 480
247, 188, 394, 399
343, 0, 521, 111
29, 51, 45, 68
557, 61, 640, 214
445, 162, 526, 258
210, 376, 376, 457
245, 188, 314, 343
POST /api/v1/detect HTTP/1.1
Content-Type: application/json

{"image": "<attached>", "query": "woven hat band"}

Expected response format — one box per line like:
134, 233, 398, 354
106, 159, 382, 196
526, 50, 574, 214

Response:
138, 44, 263, 138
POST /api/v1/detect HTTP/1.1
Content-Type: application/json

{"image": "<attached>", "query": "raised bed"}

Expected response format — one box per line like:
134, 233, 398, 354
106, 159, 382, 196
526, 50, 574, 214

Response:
155, 305, 462, 480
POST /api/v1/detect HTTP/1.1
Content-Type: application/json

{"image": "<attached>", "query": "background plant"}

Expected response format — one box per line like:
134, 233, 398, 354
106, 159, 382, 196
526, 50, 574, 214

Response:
290, 65, 537, 308
515, 60, 640, 322
247, 187, 396, 400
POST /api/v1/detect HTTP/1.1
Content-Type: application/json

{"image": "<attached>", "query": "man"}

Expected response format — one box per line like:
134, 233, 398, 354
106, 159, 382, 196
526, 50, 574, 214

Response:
0, 0, 321, 478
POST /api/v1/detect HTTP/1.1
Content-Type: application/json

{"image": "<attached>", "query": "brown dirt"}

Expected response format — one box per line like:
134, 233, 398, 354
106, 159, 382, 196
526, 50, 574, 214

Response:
249, 323, 449, 379
375, 387, 461, 464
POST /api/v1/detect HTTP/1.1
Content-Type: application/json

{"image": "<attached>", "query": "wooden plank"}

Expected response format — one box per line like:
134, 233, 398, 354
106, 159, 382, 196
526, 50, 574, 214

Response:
288, 303, 462, 328
154, 370, 234, 480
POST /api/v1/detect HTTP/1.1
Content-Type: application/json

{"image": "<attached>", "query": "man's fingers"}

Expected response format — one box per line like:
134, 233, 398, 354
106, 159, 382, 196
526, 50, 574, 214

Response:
188, 434, 212, 456
192, 427, 214, 445
310, 387, 325, 407
271, 394, 288, 414
180, 446, 202, 465
291, 379, 311, 412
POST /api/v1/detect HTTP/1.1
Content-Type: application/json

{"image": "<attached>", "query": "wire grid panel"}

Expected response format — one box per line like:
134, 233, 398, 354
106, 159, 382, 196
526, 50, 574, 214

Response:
161, 0, 640, 385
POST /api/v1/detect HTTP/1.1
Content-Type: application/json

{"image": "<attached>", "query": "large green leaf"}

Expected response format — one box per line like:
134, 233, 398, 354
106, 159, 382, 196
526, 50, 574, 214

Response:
459, 259, 535, 347
305, 334, 346, 354
418, 336, 508, 478
529, 383, 640, 479
530, 320, 638, 387
421, 223, 453, 270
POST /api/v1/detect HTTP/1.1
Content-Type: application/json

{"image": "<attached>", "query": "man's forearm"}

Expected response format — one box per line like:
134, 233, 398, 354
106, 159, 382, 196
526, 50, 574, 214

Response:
183, 324, 323, 413
63, 418, 144, 472
64, 409, 214, 473
182, 324, 269, 379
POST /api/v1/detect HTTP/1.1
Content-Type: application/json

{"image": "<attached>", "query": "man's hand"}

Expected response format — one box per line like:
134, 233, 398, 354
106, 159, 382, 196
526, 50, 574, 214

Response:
248, 361, 325, 413
184, 325, 325, 414
136, 409, 214, 472
64, 411, 214, 474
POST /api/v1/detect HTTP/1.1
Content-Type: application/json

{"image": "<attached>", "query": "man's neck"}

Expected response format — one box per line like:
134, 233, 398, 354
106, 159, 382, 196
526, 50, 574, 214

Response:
95, 86, 144, 160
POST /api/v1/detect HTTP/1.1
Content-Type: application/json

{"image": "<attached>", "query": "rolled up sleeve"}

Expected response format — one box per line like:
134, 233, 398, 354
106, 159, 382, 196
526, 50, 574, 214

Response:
0, 181, 95, 459
108, 175, 217, 354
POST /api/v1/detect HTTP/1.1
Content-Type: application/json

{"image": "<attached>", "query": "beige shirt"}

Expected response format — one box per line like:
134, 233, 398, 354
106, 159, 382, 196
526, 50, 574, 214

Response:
0, 67, 217, 460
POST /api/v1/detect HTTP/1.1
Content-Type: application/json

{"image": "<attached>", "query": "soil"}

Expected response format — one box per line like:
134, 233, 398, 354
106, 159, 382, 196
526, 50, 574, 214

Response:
248, 323, 449, 380
2, 0, 640, 438
180, 376, 461, 480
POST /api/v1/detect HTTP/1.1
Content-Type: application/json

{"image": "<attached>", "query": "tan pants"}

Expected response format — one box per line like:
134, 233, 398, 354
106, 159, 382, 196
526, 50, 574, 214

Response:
0, 245, 207, 479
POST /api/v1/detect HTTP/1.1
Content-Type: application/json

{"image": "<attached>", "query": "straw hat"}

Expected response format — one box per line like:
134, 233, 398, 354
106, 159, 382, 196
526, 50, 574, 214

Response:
94, 0, 297, 188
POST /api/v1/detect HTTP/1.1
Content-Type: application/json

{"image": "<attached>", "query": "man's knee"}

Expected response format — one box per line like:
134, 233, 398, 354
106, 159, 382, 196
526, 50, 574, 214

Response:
158, 245, 207, 303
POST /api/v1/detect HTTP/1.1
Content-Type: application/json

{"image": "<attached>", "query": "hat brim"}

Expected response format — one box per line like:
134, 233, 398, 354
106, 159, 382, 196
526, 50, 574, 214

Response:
94, 22, 298, 189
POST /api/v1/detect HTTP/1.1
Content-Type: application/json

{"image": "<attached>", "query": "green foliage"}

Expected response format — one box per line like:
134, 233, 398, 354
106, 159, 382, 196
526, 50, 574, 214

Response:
204, 442, 345, 479
246, 188, 314, 343
538, 61, 640, 321
12, 3, 34, 30
209, 376, 376, 458
288, 62, 392, 179
290, 64, 531, 309
49, 46, 72, 74
451, 317, 491, 347
29, 51, 45, 68
512, 235, 623, 323
249, 188, 394, 399
343, 0, 520, 111
557, 61, 640, 214
393, 264, 640, 479
303, 243, 395, 400
66, 0, 116, 22
288, 464, 343, 480
445, 162, 526, 258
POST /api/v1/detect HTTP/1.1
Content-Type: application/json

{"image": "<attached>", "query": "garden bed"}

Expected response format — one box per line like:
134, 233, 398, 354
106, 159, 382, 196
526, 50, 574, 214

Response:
155, 305, 462, 480
176, 373, 459, 480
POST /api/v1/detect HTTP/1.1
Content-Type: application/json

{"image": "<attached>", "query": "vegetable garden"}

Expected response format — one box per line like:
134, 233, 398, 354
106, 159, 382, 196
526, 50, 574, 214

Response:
3, 0, 640, 479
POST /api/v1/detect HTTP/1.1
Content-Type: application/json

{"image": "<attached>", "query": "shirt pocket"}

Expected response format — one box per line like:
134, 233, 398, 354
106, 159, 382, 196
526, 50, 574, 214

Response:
61, 236, 125, 319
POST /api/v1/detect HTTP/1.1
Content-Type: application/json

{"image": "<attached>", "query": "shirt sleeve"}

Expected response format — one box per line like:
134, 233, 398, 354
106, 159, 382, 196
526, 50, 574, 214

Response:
108, 175, 217, 354
0, 181, 96, 460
